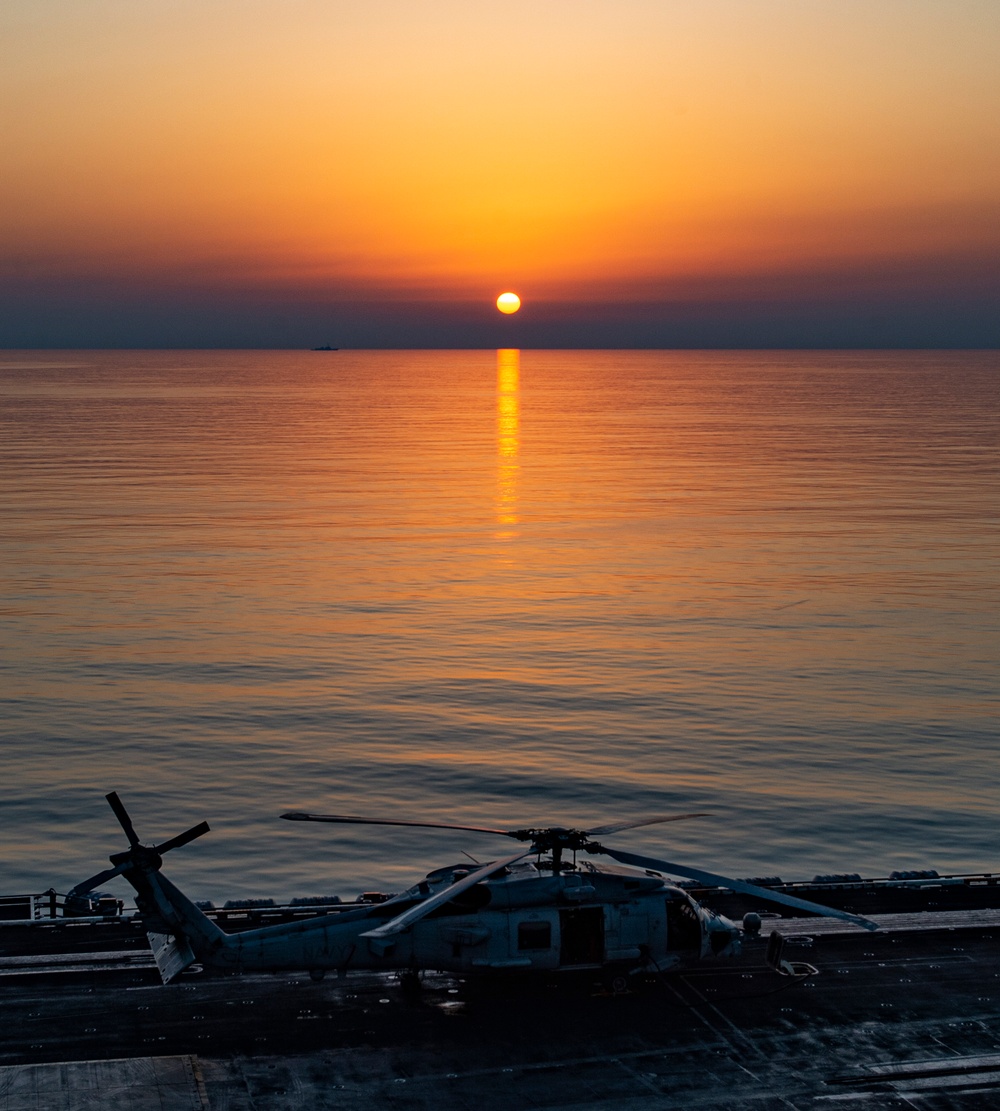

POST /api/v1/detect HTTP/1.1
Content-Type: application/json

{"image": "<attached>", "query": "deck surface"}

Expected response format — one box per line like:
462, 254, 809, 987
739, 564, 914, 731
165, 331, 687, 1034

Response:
3, 915, 1000, 1108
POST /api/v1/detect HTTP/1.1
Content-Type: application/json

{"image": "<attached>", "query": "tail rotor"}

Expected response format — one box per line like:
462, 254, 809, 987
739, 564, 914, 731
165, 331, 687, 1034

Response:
68, 792, 210, 898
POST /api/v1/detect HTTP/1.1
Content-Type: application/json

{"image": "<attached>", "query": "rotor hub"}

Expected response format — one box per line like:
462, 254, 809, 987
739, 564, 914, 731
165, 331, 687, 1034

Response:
109, 845, 162, 871
514, 828, 600, 854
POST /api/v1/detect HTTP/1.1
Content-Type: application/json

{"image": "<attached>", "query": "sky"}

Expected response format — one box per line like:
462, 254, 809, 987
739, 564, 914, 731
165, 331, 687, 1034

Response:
2, 0, 998, 347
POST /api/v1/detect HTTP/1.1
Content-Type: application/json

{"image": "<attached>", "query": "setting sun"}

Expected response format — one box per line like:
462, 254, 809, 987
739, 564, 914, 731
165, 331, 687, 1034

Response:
496, 292, 521, 315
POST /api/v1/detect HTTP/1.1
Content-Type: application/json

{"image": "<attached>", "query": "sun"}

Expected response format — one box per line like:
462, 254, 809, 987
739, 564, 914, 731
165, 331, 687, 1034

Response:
496, 292, 521, 314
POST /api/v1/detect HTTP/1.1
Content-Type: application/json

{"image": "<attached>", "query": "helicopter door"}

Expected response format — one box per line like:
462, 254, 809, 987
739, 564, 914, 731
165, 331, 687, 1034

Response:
559, 907, 605, 966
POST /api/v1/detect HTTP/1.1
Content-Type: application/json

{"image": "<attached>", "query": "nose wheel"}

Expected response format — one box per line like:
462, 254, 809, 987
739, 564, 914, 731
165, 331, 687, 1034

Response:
398, 970, 423, 996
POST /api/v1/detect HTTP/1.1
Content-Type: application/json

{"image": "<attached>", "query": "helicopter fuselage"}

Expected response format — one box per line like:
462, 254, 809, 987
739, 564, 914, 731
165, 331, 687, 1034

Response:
78, 793, 873, 986
142, 859, 742, 983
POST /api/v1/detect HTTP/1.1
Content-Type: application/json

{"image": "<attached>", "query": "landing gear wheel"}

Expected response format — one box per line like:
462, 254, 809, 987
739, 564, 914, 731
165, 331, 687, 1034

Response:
604, 972, 629, 995
399, 970, 422, 996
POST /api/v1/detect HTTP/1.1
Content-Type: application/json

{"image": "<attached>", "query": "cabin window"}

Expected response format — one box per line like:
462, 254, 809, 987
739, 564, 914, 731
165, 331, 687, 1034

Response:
517, 921, 551, 950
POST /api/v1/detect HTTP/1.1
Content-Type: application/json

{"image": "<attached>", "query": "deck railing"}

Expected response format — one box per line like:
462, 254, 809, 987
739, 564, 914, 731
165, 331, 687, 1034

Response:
0, 890, 61, 920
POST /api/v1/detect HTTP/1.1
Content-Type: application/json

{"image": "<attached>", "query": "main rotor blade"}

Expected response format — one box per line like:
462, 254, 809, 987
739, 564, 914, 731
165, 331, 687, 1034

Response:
588, 814, 709, 837
598, 846, 878, 932
106, 791, 140, 847
360, 848, 535, 941
154, 821, 210, 856
68, 862, 127, 898
281, 812, 515, 837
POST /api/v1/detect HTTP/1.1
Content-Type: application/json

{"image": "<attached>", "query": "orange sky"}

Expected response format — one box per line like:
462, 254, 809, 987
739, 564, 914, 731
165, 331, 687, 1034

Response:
2, 1, 998, 344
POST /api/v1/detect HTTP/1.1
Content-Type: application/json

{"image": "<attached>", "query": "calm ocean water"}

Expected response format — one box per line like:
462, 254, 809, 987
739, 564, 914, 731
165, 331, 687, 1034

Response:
1, 349, 998, 903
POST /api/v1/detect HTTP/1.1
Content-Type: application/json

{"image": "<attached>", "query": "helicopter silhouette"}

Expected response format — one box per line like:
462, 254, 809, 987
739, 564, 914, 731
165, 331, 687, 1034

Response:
70, 793, 876, 986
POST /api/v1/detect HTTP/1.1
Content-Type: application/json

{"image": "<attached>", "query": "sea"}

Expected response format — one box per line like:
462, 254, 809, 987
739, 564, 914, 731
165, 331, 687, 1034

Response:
1, 349, 997, 904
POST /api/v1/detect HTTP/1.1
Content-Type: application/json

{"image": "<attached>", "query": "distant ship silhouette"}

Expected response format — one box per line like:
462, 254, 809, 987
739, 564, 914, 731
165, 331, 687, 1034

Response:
311, 344, 338, 351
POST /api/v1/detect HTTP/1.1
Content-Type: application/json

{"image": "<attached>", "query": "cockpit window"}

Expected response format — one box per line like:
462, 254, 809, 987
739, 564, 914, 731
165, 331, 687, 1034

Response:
665, 897, 701, 950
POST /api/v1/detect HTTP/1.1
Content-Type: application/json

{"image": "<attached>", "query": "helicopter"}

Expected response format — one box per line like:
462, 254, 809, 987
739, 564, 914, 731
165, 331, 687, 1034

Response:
69, 792, 877, 987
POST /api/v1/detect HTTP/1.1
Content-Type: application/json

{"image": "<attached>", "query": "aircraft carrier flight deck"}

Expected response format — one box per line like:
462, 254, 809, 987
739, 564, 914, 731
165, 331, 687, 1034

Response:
3, 875, 1000, 1109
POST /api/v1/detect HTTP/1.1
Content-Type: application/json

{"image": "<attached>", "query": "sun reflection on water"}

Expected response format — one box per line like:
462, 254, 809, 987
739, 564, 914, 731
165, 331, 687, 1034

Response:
496, 348, 520, 536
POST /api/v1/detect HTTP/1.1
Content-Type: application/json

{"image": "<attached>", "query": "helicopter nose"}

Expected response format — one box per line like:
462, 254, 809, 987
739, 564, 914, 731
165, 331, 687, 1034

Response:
708, 918, 742, 956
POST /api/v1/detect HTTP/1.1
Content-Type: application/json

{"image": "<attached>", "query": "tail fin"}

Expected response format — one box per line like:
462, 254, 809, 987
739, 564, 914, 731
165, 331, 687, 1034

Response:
147, 929, 197, 984
125, 866, 231, 984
